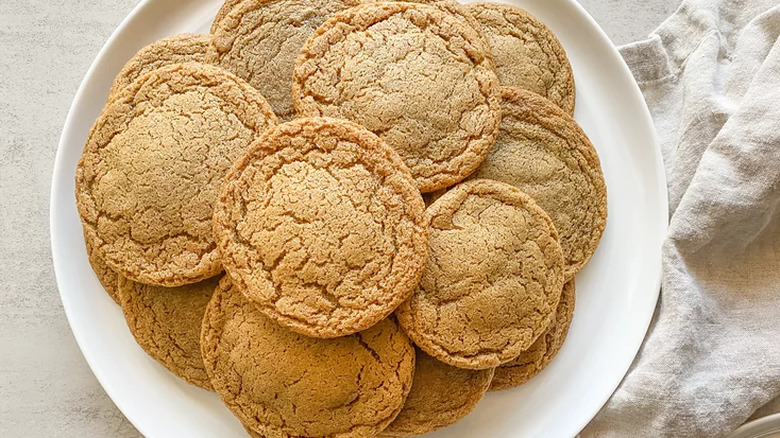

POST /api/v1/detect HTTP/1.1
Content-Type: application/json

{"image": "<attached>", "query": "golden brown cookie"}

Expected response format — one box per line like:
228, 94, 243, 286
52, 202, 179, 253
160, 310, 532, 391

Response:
201, 277, 416, 438
213, 117, 428, 338
208, 0, 362, 120
466, 2, 575, 115
422, 188, 448, 207
107, 34, 211, 103
210, 0, 245, 33
117, 275, 219, 391
396, 179, 565, 370
76, 62, 277, 287
380, 348, 494, 437
470, 87, 607, 280
402, 0, 486, 40
84, 233, 120, 304
490, 280, 575, 391
292, 2, 501, 193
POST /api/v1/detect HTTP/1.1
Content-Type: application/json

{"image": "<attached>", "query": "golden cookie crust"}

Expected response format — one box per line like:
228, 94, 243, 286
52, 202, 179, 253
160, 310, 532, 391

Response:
107, 34, 211, 103
213, 117, 428, 338
84, 231, 120, 304
490, 280, 575, 391
201, 277, 416, 438
380, 348, 494, 437
210, 0, 245, 33
402, 0, 487, 41
117, 275, 220, 391
208, 0, 362, 120
75, 62, 277, 287
292, 1, 501, 193
396, 179, 565, 370
470, 87, 607, 280
466, 2, 575, 115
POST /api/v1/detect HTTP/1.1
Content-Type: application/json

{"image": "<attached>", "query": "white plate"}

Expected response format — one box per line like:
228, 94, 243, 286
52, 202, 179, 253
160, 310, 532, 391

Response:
50, 0, 667, 437
730, 415, 780, 438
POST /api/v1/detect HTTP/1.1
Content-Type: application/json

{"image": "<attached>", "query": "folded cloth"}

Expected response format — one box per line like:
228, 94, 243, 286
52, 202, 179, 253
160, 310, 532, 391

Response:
582, 0, 780, 436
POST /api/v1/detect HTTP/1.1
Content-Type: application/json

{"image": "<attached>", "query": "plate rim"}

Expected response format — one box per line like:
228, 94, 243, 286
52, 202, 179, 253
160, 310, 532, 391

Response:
730, 414, 780, 438
49, 0, 669, 436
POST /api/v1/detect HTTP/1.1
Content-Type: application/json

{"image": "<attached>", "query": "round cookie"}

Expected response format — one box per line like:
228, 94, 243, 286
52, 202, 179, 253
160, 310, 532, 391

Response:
208, 0, 362, 120
76, 62, 277, 287
422, 188, 448, 207
380, 348, 494, 437
490, 280, 575, 391
107, 34, 211, 103
117, 275, 220, 391
84, 231, 120, 304
201, 277, 416, 438
213, 117, 428, 338
402, 0, 487, 40
210, 0, 245, 33
292, 1, 501, 193
470, 87, 606, 280
396, 179, 565, 370
466, 2, 575, 115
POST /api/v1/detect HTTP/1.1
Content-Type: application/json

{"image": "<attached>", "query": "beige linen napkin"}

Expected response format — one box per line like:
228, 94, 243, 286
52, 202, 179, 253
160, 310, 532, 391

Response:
581, 0, 780, 436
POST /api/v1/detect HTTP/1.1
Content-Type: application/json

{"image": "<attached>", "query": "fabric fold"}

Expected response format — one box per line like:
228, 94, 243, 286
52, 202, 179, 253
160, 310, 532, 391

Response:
583, 1, 780, 436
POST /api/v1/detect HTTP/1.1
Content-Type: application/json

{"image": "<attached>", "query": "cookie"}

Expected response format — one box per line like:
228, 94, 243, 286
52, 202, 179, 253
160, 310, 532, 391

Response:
470, 87, 606, 280
201, 277, 416, 438
403, 0, 486, 40
210, 0, 245, 33
380, 348, 494, 437
422, 188, 448, 207
107, 34, 211, 103
117, 275, 219, 391
213, 117, 428, 338
490, 280, 575, 390
84, 232, 120, 304
466, 2, 575, 115
75, 62, 277, 287
208, 0, 362, 120
396, 179, 565, 370
292, 1, 501, 193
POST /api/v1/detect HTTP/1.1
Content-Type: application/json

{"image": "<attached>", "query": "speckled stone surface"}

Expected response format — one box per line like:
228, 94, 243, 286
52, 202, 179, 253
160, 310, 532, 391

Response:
0, 0, 678, 436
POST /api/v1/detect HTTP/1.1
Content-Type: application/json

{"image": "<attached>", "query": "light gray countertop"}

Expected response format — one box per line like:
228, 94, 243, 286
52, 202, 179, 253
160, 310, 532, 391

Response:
0, 0, 678, 436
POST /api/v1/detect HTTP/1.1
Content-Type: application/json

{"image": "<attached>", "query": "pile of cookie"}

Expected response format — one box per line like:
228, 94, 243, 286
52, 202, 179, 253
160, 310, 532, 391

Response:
75, 0, 606, 436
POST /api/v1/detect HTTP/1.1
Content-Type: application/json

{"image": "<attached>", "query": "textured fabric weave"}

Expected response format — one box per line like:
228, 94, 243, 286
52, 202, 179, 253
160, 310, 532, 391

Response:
583, 0, 780, 436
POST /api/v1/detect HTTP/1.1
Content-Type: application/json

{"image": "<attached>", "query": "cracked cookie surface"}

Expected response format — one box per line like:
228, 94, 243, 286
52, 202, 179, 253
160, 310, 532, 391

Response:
400, 0, 487, 42
380, 347, 493, 437
292, 2, 501, 193
491, 280, 575, 391
76, 62, 277, 287
470, 87, 606, 280
209, 0, 362, 120
213, 117, 428, 338
210, 0, 245, 33
107, 34, 211, 103
201, 277, 416, 438
85, 232, 120, 304
466, 2, 575, 115
396, 179, 564, 370
117, 274, 220, 391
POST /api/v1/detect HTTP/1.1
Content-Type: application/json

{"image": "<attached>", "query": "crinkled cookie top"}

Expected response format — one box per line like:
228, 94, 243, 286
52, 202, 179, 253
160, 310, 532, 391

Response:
213, 117, 428, 338
470, 87, 606, 280
466, 2, 575, 115
76, 62, 277, 286
209, 0, 363, 120
201, 277, 416, 438
397, 179, 565, 369
293, 1, 501, 193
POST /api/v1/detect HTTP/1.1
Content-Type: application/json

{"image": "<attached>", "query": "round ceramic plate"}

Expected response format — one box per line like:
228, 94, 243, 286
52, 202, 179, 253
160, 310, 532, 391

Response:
730, 415, 780, 438
50, 0, 667, 436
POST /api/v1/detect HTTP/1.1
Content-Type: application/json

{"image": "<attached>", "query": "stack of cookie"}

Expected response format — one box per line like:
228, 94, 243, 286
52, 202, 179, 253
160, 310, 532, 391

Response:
75, 0, 606, 436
